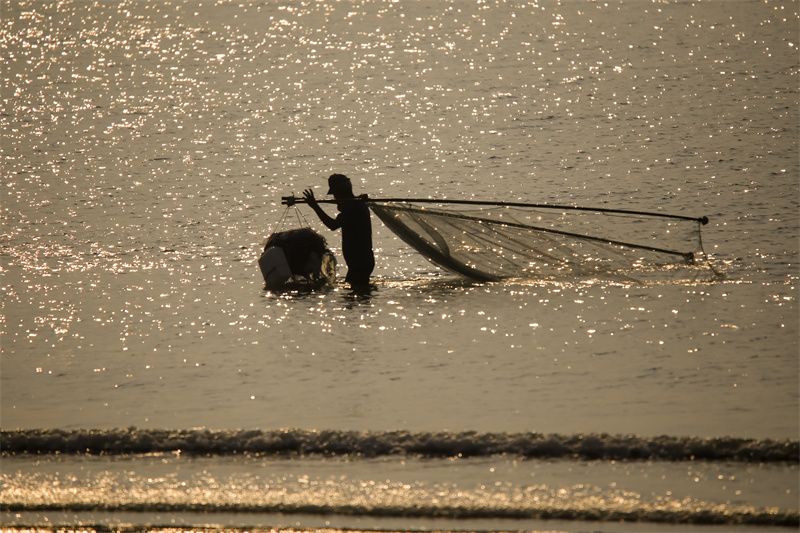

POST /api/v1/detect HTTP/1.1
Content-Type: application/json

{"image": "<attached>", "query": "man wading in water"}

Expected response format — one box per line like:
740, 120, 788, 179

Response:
303, 174, 375, 289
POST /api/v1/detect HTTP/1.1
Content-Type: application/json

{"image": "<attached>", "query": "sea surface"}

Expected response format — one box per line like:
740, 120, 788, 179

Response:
1, 1, 798, 532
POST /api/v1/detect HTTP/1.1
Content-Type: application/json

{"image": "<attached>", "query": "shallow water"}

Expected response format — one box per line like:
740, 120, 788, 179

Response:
1, 0, 797, 531
2, 450, 798, 529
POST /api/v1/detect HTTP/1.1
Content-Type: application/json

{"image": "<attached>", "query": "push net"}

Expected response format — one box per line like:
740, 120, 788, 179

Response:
368, 200, 710, 282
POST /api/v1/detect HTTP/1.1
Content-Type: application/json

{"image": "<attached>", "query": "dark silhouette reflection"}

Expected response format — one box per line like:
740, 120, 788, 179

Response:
261, 282, 334, 300
341, 282, 377, 307
260, 280, 375, 304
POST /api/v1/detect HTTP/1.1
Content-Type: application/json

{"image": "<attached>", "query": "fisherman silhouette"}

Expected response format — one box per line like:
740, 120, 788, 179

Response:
303, 174, 375, 289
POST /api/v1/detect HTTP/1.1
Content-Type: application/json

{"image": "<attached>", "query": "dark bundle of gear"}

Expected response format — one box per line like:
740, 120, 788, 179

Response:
258, 227, 336, 289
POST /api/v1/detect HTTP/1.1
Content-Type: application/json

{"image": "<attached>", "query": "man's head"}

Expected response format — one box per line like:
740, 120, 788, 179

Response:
327, 173, 354, 197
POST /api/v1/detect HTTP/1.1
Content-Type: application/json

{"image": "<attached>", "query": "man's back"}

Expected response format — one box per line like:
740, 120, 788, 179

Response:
337, 200, 374, 285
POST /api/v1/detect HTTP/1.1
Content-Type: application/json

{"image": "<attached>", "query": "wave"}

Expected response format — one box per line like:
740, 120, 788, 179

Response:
2, 428, 797, 462
2, 501, 798, 528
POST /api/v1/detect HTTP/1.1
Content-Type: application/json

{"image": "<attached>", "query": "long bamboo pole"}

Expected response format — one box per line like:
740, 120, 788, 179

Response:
281, 195, 709, 224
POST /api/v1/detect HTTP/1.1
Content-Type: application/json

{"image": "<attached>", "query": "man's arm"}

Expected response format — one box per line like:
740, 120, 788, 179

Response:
303, 189, 341, 230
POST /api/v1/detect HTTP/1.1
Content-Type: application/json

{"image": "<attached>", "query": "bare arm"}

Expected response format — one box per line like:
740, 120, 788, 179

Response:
303, 189, 340, 230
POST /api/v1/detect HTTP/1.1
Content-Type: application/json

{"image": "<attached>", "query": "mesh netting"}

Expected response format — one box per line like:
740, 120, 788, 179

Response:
369, 201, 709, 282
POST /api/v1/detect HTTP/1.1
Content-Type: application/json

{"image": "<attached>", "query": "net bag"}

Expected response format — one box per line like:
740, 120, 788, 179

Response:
259, 227, 336, 289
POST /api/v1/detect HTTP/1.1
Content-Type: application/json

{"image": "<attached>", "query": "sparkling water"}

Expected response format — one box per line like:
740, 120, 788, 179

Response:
2, 1, 797, 531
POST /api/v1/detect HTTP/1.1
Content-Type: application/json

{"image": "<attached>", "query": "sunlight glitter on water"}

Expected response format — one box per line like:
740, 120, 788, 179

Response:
2, 5, 798, 532
3, 0, 797, 438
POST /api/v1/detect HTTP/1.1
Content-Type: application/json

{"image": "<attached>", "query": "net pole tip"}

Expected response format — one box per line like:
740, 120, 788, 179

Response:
700, 216, 709, 225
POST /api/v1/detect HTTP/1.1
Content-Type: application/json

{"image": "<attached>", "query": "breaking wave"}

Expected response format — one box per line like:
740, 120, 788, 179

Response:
2, 501, 798, 528
2, 428, 797, 462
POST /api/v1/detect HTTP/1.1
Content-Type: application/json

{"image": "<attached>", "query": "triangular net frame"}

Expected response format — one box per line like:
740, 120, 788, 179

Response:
368, 200, 709, 282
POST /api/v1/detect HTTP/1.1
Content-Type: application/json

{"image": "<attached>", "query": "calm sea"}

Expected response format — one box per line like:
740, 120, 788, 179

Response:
1, 1, 798, 532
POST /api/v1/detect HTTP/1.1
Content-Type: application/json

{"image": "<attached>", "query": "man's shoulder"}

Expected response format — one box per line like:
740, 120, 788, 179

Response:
343, 200, 369, 213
